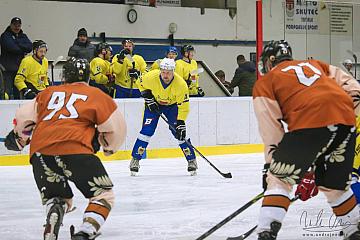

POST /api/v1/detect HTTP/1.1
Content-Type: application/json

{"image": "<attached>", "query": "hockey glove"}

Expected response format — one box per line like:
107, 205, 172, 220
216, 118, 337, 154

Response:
197, 87, 205, 97
262, 163, 270, 191
351, 168, 360, 203
295, 171, 319, 201
4, 130, 28, 151
175, 120, 186, 141
142, 90, 159, 113
129, 68, 140, 79
91, 128, 100, 154
118, 49, 131, 62
22, 88, 36, 99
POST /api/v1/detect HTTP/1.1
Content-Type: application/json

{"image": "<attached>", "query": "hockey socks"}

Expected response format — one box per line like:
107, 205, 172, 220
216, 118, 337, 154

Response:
329, 190, 360, 238
257, 188, 290, 235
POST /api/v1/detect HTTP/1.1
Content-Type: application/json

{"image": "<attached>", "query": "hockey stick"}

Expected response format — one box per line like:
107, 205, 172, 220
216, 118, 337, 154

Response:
125, 54, 136, 98
158, 113, 232, 179
195, 192, 264, 240
347, 50, 358, 79
226, 196, 300, 240
190, 67, 204, 76
51, 55, 64, 86
0, 137, 5, 142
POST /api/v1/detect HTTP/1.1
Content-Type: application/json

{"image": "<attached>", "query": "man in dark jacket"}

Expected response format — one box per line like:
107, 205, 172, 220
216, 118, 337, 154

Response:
230, 54, 256, 96
68, 28, 96, 62
0, 17, 32, 99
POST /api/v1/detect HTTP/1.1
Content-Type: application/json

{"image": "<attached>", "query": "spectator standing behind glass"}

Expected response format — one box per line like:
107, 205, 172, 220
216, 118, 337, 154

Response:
175, 45, 204, 97
89, 42, 114, 96
68, 28, 96, 62
111, 39, 146, 98
0, 17, 32, 99
150, 46, 178, 70
14, 40, 49, 99
214, 70, 234, 95
229, 54, 256, 96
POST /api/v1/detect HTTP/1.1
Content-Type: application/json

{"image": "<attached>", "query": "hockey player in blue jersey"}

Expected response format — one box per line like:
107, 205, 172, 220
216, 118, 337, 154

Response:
129, 58, 198, 176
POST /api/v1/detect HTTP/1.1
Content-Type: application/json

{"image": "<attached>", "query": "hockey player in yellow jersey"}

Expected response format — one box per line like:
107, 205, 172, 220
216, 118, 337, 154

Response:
14, 40, 49, 99
129, 58, 198, 176
89, 42, 113, 96
111, 39, 146, 98
150, 46, 178, 71
175, 45, 204, 97
351, 116, 360, 203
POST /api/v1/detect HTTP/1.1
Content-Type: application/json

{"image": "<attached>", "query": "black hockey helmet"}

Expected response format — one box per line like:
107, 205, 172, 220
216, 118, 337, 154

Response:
96, 42, 112, 55
32, 40, 48, 52
122, 39, 134, 46
181, 45, 195, 55
258, 40, 293, 74
62, 57, 90, 83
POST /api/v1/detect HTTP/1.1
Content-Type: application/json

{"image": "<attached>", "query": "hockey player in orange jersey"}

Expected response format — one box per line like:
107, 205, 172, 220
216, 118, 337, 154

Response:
253, 40, 360, 240
4, 58, 127, 240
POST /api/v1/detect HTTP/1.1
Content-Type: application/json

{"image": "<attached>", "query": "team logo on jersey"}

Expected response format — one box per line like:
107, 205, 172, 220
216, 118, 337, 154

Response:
21, 68, 26, 73
137, 146, 145, 155
144, 118, 153, 125
96, 66, 101, 72
182, 147, 191, 156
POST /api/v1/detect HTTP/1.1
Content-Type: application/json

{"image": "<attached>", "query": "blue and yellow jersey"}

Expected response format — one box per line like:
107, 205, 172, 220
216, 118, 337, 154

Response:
175, 59, 199, 95
90, 57, 111, 85
150, 59, 162, 71
137, 69, 190, 121
111, 54, 147, 89
14, 55, 49, 91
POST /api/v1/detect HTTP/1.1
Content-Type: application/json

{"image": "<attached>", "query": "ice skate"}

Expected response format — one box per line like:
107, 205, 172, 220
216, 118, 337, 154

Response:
187, 159, 198, 176
43, 198, 65, 240
130, 158, 140, 176
70, 226, 100, 240
257, 221, 281, 240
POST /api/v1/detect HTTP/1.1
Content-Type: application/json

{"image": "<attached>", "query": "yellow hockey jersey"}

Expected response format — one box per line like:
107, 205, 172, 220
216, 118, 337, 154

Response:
354, 116, 360, 171
137, 69, 190, 121
15, 55, 49, 91
175, 59, 199, 95
150, 59, 162, 71
90, 57, 111, 85
112, 54, 147, 89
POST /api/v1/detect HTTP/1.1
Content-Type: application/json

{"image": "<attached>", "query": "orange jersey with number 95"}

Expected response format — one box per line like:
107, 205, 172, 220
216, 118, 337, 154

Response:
30, 82, 117, 156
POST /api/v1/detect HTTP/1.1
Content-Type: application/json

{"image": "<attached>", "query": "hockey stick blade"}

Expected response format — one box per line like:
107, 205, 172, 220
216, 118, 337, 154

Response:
190, 68, 204, 76
195, 192, 264, 240
0, 137, 5, 142
159, 113, 232, 179
125, 54, 135, 63
227, 225, 257, 240
226, 196, 299, 240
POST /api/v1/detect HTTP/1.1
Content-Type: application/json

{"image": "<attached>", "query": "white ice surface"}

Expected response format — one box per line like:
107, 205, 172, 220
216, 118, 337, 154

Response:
0, 153, 344, 240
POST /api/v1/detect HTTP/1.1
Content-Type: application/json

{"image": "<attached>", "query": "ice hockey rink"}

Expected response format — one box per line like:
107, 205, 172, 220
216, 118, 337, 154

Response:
0, 153, 345, 240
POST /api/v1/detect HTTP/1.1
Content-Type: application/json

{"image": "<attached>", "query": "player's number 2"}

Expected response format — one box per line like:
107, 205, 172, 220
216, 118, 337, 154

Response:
43, 92, 88, 120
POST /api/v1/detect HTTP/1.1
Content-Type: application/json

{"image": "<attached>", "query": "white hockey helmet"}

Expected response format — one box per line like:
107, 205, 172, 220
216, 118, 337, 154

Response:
160, 58, 176, 71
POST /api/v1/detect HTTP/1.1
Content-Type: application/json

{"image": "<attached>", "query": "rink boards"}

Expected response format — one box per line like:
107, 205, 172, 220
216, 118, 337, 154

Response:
0, 97, 263, 166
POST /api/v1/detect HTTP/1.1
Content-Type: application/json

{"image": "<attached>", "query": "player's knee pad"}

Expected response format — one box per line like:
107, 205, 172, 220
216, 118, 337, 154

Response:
266, 173, 293, 193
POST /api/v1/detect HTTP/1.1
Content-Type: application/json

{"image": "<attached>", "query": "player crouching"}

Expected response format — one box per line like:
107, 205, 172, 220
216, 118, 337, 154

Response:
130, 58, 198, 176
4, 58, 126, 240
